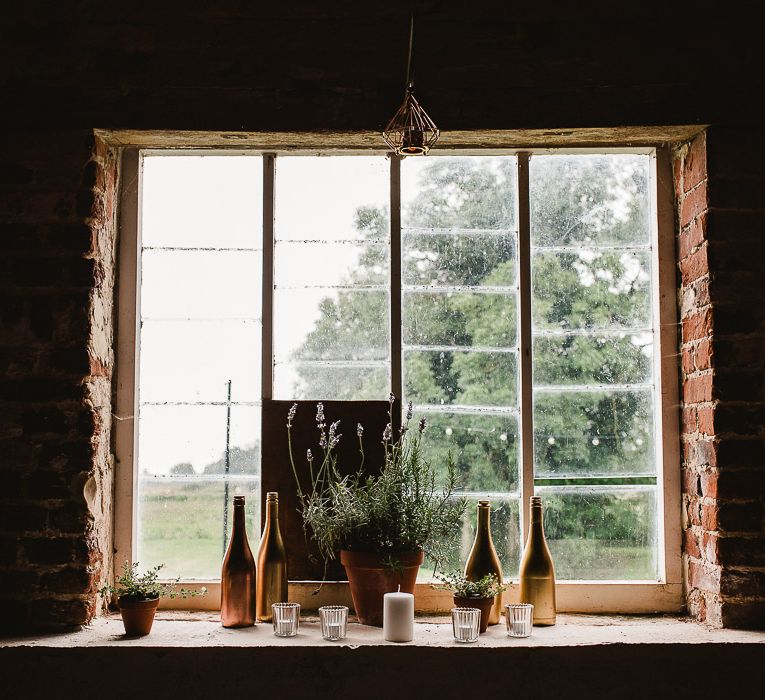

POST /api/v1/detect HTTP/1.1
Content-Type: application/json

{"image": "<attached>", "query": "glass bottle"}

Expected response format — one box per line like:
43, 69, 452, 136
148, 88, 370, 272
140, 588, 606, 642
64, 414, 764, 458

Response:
465, 500, 504, 625
519, 496, 557, 626
256, 491, 288, 622
221, 495, 256, 627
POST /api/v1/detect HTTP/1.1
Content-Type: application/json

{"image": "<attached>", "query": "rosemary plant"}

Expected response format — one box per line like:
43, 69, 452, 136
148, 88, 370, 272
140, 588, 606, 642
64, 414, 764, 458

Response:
434, 571, 507, 599
287, 395, 466, 571
99, 562, 206, 602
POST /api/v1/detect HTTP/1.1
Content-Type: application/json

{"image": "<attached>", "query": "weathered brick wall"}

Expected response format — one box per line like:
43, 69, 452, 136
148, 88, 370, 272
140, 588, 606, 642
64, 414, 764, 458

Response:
676, 130, 765, 629
1, 4, 763, 630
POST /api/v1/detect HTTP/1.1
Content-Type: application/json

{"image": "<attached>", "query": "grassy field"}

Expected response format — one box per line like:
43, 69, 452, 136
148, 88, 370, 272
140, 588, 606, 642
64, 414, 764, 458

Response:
137, 480, 655, 581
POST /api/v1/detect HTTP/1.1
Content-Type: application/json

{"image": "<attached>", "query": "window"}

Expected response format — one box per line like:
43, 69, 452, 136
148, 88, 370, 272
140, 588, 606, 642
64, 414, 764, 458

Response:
115, 145, 681, 611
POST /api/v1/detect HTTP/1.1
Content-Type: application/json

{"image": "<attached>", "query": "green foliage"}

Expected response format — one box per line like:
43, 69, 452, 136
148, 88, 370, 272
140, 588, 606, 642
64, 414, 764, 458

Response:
287, 399, 467, 568
434, 571, 506, 599
99, 561, 207, 602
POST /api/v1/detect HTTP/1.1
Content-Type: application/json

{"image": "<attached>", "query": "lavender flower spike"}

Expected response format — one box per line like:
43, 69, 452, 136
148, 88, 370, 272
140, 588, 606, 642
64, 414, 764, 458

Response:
287, 403, 297, 428
306, 449, 313, 463
418, 416, 427, 433
406, 401, 413, 421
357, 423, 364, 437
388, 392, 395, 405
316, 402, 326, 428
382, 423, 392, 442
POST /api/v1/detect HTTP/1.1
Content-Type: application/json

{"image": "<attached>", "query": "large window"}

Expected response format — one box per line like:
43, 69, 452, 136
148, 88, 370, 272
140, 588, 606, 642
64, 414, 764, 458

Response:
115, 147, 680, 608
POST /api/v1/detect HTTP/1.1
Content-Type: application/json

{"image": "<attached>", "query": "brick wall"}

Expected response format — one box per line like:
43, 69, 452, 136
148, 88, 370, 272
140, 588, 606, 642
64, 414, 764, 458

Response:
1, 5, 763, 630
676, 130, 765, 629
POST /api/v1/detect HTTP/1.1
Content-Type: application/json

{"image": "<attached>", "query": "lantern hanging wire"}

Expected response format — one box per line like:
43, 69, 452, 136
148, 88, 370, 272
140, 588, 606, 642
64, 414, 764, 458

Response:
382, 15, 440, 155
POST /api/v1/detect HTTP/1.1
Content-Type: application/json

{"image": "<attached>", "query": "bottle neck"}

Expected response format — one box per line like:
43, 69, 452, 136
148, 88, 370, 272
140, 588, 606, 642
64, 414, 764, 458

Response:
265, 500, 279, 522
530, 505, 543, 526
232, 503, 246, 540
476, 506, 491, 535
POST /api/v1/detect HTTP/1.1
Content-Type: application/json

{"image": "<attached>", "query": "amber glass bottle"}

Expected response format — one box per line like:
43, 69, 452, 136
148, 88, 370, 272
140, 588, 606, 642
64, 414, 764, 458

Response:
465, 500, 504, 625
221, 495, 256, 627
519, 496, 556, 626
256, 491, 288, 622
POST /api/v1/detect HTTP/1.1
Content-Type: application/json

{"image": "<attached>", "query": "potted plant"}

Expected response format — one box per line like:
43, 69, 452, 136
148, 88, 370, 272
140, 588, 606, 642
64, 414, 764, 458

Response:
434, 571, 507, 633
288, 396, 466, 626
99, 562, 206, 636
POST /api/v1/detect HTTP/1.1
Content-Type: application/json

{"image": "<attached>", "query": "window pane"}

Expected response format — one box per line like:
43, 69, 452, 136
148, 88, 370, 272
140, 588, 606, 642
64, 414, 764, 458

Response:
534, 389, 655, 477
404, 291, 517, 348
141, 250, 261, 320
533, 332, 652, 386
140, 319, 261, 403
529, 154, 650, 247
531, 250, 651, 331
418, 411, 519, 493
404, 350, 517, 407
402, 231, 516, 288
538, 487, 658, 580
273, 156, 391, 400
142, 155, 263, 249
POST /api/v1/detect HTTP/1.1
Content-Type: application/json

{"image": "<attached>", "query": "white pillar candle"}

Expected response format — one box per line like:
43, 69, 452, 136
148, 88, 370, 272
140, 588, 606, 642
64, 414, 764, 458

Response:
383, 586, 414, 642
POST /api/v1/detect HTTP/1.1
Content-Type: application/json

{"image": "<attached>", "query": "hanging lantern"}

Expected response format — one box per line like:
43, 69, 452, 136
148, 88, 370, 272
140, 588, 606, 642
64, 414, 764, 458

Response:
382, 17, 440, 156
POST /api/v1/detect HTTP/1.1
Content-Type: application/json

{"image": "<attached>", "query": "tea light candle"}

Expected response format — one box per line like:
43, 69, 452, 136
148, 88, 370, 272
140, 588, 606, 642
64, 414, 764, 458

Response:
383, 585, 414, 642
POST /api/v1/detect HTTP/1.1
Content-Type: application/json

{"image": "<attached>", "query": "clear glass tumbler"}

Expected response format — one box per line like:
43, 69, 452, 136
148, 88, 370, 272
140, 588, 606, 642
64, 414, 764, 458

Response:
451, 607, 481, 643
272, 602, 300, 637
319, 605, 349, 641
505, 603, 533, 637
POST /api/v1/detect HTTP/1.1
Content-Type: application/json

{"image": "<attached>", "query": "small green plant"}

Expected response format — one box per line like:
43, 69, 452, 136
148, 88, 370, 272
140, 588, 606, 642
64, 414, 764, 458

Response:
434, 571, 507, 599
99, 562, 207, 602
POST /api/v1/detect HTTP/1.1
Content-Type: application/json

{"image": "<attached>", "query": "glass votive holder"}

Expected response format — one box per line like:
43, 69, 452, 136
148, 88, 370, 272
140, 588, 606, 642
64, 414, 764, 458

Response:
319, 605, 349, 641
272, 603, 300, 637
505, 603, 533, 638
451, 607, 481, 643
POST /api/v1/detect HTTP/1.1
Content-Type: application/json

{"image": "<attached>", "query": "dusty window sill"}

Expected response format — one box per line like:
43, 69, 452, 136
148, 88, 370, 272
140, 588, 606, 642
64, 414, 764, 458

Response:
4, 613, 761, 649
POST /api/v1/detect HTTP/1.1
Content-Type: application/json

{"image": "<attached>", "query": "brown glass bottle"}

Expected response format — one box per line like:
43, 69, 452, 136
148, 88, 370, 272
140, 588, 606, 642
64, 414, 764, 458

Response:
221, 495, 256, 627
256, 491, 288, 622
519, 496, 556, 626
465, 500, 504, 625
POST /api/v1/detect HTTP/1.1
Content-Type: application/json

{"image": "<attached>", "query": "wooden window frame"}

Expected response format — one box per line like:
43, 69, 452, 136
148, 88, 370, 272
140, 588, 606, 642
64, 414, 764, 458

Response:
113, 139, 682, 614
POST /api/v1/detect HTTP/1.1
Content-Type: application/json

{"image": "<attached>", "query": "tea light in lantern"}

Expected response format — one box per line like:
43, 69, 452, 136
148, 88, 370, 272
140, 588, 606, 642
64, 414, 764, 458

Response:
383, 585, 414, 642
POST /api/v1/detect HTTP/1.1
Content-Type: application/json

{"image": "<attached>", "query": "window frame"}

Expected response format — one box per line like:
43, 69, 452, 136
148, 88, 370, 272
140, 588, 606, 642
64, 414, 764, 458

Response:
113, 144, 682, 613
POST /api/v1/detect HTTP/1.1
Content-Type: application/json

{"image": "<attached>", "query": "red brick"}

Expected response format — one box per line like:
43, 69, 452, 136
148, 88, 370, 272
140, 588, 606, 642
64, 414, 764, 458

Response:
682, 307, 712, 342
702, 531, 719, 564
693, 338, 713, 372
684, 527, 702, 559
700, 470, 718, 498
682, 467, 700, 496
686, 497, 702, 527
680, 180, 708, 228
697, 405, 715, 435
701, 502, 719, 531
678, 213, 707, 260
684, 131, 707, 193
688, 558, 721, 593
679, 243, 709, 285
684, 372, 713, 404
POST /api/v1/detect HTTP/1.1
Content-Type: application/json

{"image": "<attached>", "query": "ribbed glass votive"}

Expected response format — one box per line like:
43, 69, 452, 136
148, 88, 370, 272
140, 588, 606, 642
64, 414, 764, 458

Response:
451, 607, 481, 643
505, 603, 533, 637
319, 605, 348, 641
272, 602, 300, 637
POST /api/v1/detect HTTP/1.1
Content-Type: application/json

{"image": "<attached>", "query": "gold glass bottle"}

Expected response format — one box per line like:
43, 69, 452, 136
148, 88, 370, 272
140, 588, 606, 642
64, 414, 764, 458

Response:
221, 495, 256, 627
465, 500, 504, 625
519, 496, 556, 626
256, 491, 288, 622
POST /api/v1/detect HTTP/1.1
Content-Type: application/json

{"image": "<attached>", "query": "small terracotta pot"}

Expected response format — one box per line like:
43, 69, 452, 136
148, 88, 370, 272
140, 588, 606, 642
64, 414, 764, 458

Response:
340, 550, 424, 627
453, 595, 494, 633
118, 596, 160, 636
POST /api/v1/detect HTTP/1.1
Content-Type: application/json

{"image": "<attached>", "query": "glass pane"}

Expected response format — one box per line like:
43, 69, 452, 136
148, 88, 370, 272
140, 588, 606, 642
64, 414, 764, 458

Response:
404, 291, 517, 348
534, 389, 655, 477
137, 404, 260, 476
274, 363, 389, 401
538, 487, 658, 580
141, 250, 261, 320
274, 288, 389, 364
533, 332, 652, 386
139, 319, 261, 403
275, 156, 389, 242
402, 232, 516, 288
274, 241, 388, 288
404, 350, 517, 407
418, 411, 519, 493
422, 497, 520, 579
531, 250, 651, 331
137, 477, 259, 580
530, 154, 650, 247
402, 156, 518, 231
141, 155, 262, 249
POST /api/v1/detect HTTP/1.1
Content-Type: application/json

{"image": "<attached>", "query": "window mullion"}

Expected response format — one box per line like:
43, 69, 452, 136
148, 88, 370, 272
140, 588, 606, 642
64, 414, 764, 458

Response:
516, 152, 534, 547
390, 155, 402, 399
262, 154, 275, 400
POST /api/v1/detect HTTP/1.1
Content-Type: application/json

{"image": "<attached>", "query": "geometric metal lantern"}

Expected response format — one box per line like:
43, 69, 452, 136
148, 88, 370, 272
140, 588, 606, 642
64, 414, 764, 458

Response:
382, 17, 440, 155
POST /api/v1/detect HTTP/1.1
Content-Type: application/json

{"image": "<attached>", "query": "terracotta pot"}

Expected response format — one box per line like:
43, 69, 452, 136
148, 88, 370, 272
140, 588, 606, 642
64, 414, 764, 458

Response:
118, 596, 160, 636
453, 595, 494, 633
340, 550, 424, 627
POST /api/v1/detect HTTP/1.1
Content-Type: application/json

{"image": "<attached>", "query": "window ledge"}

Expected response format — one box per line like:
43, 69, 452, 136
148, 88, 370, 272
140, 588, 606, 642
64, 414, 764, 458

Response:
4, 613, 761, 649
